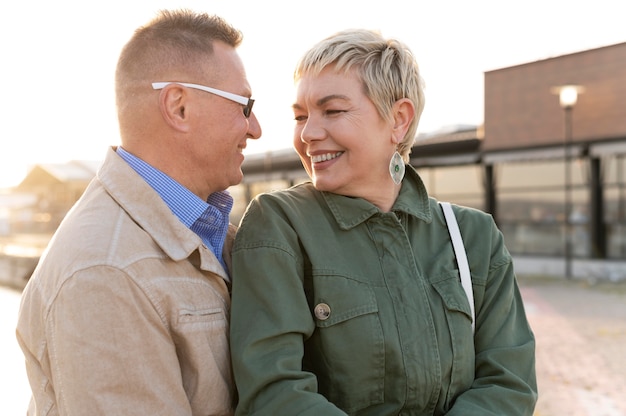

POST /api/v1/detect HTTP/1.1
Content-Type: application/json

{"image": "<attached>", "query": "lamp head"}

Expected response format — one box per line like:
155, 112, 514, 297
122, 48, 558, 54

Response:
551, 84, 584, 109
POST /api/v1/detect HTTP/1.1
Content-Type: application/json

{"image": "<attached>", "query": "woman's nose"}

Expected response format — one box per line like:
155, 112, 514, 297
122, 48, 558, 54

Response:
299, 116, 325, 144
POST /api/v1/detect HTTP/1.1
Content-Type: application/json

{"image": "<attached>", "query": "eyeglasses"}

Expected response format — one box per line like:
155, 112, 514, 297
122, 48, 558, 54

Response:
152, 82, 255, 118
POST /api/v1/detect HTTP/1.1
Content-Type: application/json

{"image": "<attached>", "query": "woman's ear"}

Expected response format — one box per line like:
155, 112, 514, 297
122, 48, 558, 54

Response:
391, 98, 415, 144
156, 84, 191, 133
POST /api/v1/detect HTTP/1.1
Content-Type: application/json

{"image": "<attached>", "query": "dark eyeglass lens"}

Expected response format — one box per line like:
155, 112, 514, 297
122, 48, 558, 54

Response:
244, 99, 255, 118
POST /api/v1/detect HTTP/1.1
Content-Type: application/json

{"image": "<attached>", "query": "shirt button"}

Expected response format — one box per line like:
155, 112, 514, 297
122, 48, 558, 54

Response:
314, 303, 331, 321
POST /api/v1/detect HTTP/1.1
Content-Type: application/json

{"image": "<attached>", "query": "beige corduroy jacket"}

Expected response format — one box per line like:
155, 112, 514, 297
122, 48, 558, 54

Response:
17, 147, 236, 416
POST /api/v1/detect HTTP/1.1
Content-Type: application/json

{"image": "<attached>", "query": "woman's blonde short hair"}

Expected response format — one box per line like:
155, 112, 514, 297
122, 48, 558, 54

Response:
294, 29, 425, 162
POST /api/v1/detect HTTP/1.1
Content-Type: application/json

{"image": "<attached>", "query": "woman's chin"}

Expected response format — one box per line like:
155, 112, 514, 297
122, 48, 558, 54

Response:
311, 176, 333, 192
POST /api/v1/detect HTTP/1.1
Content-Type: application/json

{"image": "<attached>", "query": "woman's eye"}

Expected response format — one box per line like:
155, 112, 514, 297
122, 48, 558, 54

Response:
294, 115, 308, 122
325, 109, 345, 115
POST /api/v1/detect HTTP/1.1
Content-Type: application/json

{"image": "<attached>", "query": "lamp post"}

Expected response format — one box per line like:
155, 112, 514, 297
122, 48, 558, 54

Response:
556, 85, 581, 279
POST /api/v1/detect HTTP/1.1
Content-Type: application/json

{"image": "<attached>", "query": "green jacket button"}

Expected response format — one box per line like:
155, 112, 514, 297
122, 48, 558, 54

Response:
314, 303, 331, 320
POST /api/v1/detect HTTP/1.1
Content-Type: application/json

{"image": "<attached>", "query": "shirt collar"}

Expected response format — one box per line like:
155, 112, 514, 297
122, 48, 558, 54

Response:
115, 146, 233, 227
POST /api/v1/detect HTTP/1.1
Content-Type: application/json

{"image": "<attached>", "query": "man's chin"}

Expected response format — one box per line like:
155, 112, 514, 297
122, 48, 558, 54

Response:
228, 170, 244, 188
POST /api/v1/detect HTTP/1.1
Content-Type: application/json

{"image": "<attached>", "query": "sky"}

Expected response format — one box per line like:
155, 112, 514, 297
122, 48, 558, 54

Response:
0, 0, 624, 188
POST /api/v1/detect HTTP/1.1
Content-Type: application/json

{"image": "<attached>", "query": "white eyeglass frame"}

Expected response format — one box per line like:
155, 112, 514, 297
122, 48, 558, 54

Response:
151, 81, 254, 117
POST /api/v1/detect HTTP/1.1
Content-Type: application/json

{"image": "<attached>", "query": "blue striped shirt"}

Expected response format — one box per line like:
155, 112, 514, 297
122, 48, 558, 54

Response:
116, 147, 233, 274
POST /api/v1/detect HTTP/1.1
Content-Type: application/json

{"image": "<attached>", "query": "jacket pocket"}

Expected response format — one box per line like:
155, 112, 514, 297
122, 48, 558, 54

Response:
304, 272, 384, 413
173, 304, 232, 415
431, 274, 475, 407
177, 307, 225, 325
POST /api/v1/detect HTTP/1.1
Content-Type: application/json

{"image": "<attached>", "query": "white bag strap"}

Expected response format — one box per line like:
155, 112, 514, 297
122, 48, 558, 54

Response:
440, 202, 475, 333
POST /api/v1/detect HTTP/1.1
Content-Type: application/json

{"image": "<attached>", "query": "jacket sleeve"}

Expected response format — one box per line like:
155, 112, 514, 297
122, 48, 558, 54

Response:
230, 200, 347, 416
42, 268, 195, 415
446, 211, 538, 415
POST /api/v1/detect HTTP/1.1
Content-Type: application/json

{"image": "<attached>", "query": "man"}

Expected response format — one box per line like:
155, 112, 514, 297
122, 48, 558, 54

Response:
16, 9, 261, 415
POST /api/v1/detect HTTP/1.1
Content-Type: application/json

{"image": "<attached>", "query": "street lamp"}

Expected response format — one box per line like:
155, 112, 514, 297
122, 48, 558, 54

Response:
552, 84, 583, 279
559, 85, 580, 109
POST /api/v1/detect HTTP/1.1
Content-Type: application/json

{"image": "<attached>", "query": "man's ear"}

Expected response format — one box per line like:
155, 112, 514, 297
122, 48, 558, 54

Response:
156, 84, 191, 132
391, 98, 415, 144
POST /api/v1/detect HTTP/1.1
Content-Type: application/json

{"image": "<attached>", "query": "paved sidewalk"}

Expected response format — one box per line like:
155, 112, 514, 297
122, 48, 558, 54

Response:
519, 276, 626, 416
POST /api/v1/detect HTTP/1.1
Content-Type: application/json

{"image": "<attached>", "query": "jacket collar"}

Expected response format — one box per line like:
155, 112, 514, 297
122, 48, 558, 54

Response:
97, 147, 227, 276
321, 165, 433, 230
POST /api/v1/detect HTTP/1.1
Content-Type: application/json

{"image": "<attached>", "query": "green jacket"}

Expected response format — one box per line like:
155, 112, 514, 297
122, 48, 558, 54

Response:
231, 166, 537, 415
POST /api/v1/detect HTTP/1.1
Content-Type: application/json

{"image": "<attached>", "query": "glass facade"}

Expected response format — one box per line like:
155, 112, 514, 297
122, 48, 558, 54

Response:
604, 154, 626, 258
417, 165, 484, 210
496, 158, 589, 257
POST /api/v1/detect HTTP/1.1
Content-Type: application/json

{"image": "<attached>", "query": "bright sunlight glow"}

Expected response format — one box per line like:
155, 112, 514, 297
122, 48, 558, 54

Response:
1, 0, 624, 188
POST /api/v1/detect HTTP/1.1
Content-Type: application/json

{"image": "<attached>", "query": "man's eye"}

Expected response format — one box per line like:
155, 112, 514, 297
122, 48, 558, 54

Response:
294, 115, 307, 122
325, 109, 345, 115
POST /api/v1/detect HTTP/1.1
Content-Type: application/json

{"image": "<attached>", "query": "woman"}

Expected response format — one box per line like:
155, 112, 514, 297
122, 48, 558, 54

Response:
230, 29, 537, 415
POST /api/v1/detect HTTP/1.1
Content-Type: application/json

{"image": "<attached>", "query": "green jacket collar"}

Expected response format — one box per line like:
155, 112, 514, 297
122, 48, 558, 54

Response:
320, 165, 433, 230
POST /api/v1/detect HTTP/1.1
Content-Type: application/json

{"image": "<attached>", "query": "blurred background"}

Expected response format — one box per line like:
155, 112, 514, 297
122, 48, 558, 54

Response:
1, 1, 625, 414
